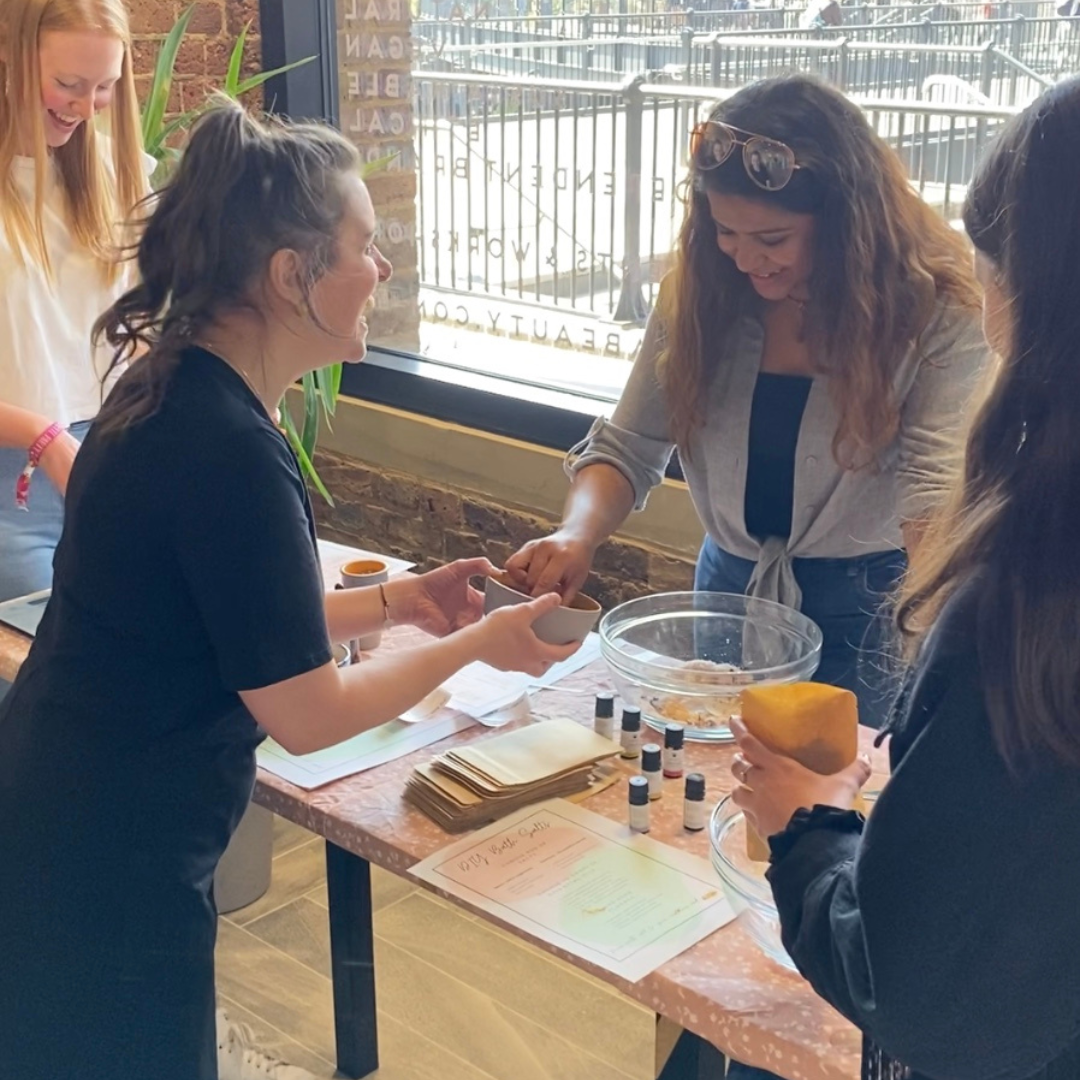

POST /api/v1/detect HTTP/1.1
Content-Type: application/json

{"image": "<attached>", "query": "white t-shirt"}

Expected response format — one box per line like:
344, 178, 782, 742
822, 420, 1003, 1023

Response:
0, 152, 151, 428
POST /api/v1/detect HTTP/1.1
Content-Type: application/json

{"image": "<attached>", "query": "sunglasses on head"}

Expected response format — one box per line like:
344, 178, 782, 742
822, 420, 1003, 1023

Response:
689, 120, 801, 192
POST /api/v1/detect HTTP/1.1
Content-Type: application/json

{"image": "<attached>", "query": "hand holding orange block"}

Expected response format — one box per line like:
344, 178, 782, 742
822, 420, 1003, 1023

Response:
739, 683, 866, 861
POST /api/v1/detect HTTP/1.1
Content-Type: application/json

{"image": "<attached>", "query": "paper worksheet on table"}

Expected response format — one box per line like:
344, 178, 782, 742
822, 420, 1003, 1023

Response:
257, 634, 603, 789
410, 799, 736, 982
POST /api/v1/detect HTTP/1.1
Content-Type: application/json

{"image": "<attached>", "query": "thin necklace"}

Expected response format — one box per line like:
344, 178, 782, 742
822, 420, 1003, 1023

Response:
234, 366, 264, 403
199, 341, 271, 415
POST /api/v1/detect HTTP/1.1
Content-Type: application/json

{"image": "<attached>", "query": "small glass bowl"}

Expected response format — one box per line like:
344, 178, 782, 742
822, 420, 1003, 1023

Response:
598, 591, 822, 742
709, 795, 796, 971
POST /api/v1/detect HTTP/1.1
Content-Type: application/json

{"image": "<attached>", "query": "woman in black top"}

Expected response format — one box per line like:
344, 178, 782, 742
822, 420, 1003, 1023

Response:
730, 77, 1080, 1079
0, 103, 575, 1080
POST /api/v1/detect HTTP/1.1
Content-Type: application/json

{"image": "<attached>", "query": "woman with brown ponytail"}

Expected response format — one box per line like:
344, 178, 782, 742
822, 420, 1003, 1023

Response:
0, 102, 574, 1080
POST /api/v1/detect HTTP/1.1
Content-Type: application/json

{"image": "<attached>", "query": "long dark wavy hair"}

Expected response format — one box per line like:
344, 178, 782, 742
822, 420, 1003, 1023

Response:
897, 76, 1080, 769
93, 98, 360, 433
660, 74, 979, 467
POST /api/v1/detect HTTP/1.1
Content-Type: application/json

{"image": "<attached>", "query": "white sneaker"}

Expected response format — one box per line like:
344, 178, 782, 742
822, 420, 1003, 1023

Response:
216, 1007, 321, 1080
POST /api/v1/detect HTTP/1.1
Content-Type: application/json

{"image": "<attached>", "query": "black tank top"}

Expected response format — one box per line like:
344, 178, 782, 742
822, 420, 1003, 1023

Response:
743, 372, 813, 540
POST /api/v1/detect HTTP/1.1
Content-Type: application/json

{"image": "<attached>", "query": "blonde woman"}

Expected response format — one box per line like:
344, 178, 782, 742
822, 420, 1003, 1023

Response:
0, 0, 148, 603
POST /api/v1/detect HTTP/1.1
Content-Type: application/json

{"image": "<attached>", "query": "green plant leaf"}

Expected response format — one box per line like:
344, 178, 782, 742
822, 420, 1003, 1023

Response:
300, 371, 320, 462
224, 23, 249, 97
361, 152, 400, 178
157, 112, 197, 141
281, 407, 335, 506
142, 4, 195, 153
231, 55, 317, 99
314, 364, 339, 421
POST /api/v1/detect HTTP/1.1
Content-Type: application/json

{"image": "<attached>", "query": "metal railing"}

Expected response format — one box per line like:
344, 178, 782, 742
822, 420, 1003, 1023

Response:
413, 70, 1018, 326
417, 32, 1061, 102
687, 36, 1055, 99
416, 0, 1060, 41
419, 13, 1073, 48
685, 15, 1078, 75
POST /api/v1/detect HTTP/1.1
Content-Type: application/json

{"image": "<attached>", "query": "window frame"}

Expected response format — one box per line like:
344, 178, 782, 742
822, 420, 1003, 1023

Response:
258, 0, 685, 481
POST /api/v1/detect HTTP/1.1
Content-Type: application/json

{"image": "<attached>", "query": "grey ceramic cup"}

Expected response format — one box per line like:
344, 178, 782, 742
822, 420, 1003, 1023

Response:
482, 571, 601, 646
339, 558, 390, 654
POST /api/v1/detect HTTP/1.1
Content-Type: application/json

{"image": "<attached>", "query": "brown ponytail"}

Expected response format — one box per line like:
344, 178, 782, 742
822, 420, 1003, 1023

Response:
93, 98, 360, 433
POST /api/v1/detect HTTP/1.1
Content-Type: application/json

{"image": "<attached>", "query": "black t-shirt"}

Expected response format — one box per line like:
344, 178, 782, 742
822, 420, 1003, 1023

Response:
0, 347, 331, 944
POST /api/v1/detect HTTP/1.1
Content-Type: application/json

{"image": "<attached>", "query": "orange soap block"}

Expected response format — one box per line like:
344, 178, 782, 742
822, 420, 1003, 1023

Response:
739, 683, 864, 861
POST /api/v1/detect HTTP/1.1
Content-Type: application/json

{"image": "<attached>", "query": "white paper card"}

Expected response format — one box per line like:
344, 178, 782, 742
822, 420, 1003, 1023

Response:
257, 711, 474, 789
409, 799, 735, 983
447, 633, 602, 719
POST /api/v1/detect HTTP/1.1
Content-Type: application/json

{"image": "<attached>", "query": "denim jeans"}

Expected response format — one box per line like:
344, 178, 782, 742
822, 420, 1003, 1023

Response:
0, 421, 90, 700
0, 421, 90, 604
694, 538, 907, 730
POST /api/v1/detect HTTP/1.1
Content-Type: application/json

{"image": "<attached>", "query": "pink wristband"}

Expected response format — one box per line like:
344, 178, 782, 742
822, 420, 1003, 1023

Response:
15, 422, 64, 510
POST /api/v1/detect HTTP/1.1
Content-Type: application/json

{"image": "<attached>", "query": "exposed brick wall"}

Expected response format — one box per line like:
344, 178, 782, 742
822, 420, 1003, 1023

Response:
128, 0, 261, 113
127, 2, 418, 346
337, 0, 420, 351
311, 450, 696, 610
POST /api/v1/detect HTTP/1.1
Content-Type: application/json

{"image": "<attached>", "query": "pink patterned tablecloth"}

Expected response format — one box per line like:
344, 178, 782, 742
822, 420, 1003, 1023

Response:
0, 545, 888, 1080
254, 618, 887, 1080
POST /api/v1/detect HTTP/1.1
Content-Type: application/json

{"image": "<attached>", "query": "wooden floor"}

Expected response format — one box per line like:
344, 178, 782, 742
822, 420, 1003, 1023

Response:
215, 815, 658, 1079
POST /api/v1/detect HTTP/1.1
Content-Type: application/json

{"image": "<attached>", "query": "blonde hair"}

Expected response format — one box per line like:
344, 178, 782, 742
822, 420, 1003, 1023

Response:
0, 0, 146, 278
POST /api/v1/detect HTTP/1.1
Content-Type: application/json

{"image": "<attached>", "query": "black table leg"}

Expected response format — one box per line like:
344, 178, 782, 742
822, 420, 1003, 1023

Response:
657, 1027, 728, 1080
325, 841, 379, 1079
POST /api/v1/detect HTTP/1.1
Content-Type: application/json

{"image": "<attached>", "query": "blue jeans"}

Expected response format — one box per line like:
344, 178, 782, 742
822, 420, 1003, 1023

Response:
0, 421, 90, 603
695, 539, 907, 730
0, 421, 89, 700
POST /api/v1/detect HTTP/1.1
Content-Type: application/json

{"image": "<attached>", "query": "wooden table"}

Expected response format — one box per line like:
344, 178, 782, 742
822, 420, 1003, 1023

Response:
0, 558, 887, 1080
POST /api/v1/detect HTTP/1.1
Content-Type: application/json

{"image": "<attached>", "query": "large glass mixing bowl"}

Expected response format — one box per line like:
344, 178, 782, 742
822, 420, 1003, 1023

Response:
598, 592, 822, 742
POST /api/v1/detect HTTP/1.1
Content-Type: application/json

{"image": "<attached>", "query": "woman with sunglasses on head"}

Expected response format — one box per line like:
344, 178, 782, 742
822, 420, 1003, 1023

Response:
0, 100, 575, 1080
730, 75, 1080, 1080
0, 0, 150, 606
507, 74, 988, 730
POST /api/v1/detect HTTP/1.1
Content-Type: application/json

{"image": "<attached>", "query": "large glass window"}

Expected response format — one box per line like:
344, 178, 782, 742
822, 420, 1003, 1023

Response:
306, 0, 1071, 429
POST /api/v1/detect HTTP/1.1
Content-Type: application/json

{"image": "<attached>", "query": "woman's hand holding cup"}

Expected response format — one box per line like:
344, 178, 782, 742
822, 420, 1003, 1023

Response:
388, 557, 492, 637
471, 592, 579, 678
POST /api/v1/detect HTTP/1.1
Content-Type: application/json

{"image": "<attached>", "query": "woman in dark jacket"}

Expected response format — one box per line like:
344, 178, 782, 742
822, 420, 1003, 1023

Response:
730, 75, 1080, 1080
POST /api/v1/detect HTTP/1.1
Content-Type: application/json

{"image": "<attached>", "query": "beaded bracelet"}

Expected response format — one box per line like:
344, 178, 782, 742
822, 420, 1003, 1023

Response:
15, 422, 64, 510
